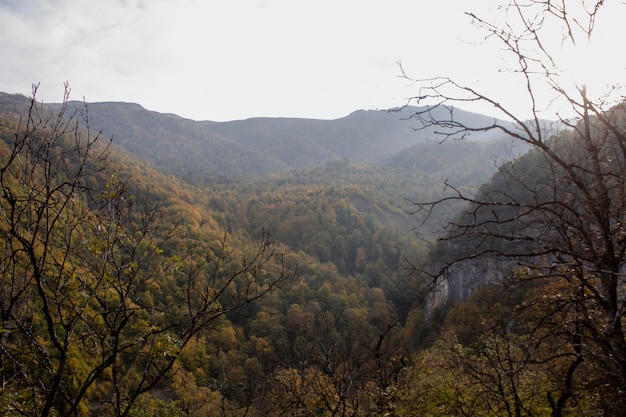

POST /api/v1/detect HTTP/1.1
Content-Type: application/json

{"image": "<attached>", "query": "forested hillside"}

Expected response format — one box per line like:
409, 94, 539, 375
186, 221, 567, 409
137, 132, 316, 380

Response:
2, 72, 624, 416
3, 0, 625, 414
421, 98, 626, 413
0, 90, 517, 416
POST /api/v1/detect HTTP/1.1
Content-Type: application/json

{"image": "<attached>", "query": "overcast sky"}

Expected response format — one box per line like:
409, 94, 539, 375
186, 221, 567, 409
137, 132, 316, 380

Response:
0, 0, 624, 121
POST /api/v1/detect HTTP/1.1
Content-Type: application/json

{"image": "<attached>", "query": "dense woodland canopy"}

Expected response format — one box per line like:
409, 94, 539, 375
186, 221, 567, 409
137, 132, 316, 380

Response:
0, 87, 512, 416
3, 89, 624, 416
2, 1, 626, 416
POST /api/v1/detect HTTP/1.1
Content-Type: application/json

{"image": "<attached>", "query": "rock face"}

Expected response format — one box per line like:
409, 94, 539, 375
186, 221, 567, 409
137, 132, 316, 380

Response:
425, 256, 513, 316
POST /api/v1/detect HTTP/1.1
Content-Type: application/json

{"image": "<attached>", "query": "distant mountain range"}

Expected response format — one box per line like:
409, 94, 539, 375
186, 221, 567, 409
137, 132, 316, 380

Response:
0, 89, 531, 196
52, 99, 519, 181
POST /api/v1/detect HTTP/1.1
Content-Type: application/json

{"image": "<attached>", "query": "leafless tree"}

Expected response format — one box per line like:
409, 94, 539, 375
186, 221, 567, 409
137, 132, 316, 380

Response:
0, 84, 290, 416
405, 2, 626, 415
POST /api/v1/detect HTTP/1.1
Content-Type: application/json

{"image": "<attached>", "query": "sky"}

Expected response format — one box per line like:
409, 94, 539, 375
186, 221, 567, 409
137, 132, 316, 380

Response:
0, 0, 624, 122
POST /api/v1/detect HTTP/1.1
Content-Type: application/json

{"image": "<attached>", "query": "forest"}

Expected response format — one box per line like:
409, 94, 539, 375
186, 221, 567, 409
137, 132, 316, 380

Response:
0, 87, 476, 417
1, 1, 626, 416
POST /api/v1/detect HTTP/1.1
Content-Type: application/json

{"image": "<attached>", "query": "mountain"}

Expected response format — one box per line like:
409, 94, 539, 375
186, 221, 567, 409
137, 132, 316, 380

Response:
0, 91, 522, 231
202, 106, 514, 168
0, 91, 526, 250
61, 101, 291, 180
51, 99, 516, 181
2, 90, 571, 415
0, 92, 526, 244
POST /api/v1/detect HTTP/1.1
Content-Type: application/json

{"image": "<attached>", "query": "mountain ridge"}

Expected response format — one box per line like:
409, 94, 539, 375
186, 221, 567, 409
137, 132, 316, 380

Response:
51, 97, 517, 180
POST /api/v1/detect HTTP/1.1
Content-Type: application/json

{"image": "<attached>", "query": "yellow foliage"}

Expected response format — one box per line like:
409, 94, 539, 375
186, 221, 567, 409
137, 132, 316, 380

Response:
170, 365, 222, 417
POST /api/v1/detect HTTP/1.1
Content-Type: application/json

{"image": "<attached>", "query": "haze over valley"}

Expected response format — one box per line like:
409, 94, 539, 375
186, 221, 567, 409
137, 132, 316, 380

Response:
1, 0, 625, 414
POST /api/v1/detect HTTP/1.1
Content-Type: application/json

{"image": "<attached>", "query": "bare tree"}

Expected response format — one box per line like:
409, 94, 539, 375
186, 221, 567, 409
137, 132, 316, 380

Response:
0, 84, 290, 416
404, 2, 626, 415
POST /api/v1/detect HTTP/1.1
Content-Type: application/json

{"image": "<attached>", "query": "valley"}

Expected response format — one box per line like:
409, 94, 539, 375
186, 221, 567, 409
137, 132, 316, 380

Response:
1, 90, 622, 416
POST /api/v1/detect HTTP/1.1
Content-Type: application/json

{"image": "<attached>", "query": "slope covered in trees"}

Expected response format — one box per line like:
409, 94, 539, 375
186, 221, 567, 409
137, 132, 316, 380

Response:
0, 88, 522, 416
5, 1, 625, 407
418, 101, 626, 415
0, 89, 293, 416
399, 0, 626, 414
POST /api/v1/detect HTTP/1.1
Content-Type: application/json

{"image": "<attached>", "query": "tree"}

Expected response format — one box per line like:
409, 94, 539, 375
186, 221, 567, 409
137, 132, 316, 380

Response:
0, 84, 290, 416
258, 300, 408, 417
405, 1, 626, 415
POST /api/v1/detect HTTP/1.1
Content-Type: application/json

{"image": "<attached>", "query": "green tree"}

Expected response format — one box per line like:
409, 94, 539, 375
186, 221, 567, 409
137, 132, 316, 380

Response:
0, 84, 290, 416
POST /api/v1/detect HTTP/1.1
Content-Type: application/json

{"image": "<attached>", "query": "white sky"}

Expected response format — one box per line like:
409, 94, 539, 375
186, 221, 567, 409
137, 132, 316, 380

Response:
0, 0, 624, 121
